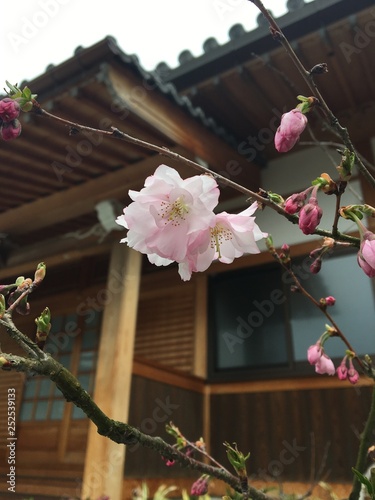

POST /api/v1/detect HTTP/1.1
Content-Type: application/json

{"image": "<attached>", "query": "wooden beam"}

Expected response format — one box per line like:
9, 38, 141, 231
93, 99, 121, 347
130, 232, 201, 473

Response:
0, 147, 186, 235
108, 65, 260, 191
82, 244, 141, 500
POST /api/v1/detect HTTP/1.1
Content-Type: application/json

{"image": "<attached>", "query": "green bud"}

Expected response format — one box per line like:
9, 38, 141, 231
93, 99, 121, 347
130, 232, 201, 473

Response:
267, 191, 284, 205
35, 307, 51, 346
224, 442, 250, 477
4, 82, 37, 112
0, 294, 5, 317
0, 356, 11, 368
339, 205, 364, 221
265, 235, 274, 250
362, 204, 375, 218
15, 276, 25, 287
34, 262, 46, 282
296, 95, 317, 114
336, 149, 355, 181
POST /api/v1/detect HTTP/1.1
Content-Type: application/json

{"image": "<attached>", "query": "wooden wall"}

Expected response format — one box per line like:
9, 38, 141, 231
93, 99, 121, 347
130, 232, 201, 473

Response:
209, 383, 374, 483
125, 373, 204, 478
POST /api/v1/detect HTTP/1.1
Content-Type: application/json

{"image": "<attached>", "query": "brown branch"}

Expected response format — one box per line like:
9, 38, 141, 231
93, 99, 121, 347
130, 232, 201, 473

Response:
31, 104, 360, 247
0, 349, 272, 500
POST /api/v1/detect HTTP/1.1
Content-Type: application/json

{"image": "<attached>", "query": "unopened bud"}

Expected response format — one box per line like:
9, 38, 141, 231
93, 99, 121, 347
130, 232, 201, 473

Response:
34, 262, 46, 283
267, 191, 285, 205
0, 356, 11, 369
336, 148, 355, 181
0, 119, 22, 141
325, 296, 336, 306
315, 173, 337, 195
0, 294, 5, 317
310, 257, 322, 274
35, 307, 51, 347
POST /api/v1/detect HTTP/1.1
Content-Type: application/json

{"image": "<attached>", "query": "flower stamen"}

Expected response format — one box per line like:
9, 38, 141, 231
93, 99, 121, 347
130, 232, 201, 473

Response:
159, 196, 189, 226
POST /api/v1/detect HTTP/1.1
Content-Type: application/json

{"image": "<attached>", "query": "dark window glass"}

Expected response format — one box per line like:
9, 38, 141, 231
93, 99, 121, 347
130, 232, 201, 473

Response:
208, 252, 375, 380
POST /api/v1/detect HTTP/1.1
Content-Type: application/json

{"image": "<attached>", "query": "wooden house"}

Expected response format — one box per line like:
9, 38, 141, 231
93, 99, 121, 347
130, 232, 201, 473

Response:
0, 0, 375, 498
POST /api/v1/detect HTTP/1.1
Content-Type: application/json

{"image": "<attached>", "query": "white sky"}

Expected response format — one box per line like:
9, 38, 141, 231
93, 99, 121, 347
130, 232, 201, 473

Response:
0, 0, 314, 88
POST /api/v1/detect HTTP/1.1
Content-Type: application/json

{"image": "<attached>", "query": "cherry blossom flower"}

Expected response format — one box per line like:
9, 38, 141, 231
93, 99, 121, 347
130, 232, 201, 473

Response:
118, 166, 267, 280
117, 165, 219, 262
315, 353, 335, 375
307, 343, 322, 364
307, 342, 335, 375
177, 203, 267, 281
274, 109, 308, 153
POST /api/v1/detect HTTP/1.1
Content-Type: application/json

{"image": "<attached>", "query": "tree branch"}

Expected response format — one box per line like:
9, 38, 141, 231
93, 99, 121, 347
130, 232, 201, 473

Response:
0, 350, 271, 500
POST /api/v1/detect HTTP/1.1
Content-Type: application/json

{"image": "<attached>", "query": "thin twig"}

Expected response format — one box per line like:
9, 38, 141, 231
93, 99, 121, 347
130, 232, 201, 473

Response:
247, 0, 375, 189
31, 104, 361, 247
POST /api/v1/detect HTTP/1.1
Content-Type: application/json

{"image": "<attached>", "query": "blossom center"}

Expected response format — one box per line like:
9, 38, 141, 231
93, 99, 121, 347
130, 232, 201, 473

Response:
211, 224, 232, 257
159, 196, 189, 225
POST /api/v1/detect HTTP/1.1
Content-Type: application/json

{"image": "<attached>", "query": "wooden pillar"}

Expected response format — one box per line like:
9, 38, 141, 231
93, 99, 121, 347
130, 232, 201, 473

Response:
82, 244, 142, 500
193, 273, 208, 379
192, 274, 211, 457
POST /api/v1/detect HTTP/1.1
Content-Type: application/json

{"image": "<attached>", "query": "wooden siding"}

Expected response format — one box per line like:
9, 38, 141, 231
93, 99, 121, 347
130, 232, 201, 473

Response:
125, 374, 204, 478
134, 270, 197, 373
210, 385, 374, 483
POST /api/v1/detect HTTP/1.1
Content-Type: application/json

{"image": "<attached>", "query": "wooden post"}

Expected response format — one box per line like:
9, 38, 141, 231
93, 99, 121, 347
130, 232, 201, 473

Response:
82, 244, 142, 500
193, 273, 208, 379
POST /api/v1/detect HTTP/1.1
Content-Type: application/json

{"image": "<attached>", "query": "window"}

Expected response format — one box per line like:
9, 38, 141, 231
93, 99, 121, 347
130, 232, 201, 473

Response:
19, 310, 101, 421
208, 252, 375, 380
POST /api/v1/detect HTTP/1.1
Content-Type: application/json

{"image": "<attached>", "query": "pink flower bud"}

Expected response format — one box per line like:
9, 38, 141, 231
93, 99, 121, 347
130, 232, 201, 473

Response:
1, 119, 22, 141
191, 476, 209, 496
348, 360, 359, 384
336, 362, 348, 380
325, 296, 336, 306
307, 344, 321, 365
274, 109, 308, 153
0, 97, 20, 122
315, 353, 335, 375
161, 456, 175, 467
284, 192, 308, 214
357, 232, 375, 277
299, 198, 323, 235
310, 257, 322, 274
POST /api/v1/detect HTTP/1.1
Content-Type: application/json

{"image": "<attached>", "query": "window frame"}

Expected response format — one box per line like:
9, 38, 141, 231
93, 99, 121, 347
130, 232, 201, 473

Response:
207, 249, 375, 382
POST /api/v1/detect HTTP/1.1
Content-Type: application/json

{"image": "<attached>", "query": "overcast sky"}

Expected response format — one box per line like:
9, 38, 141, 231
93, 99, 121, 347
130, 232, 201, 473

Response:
0, 0, 315, 88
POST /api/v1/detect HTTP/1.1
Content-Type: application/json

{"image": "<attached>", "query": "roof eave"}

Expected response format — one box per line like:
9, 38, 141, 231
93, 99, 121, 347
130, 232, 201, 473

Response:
162, 0, 375, 91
